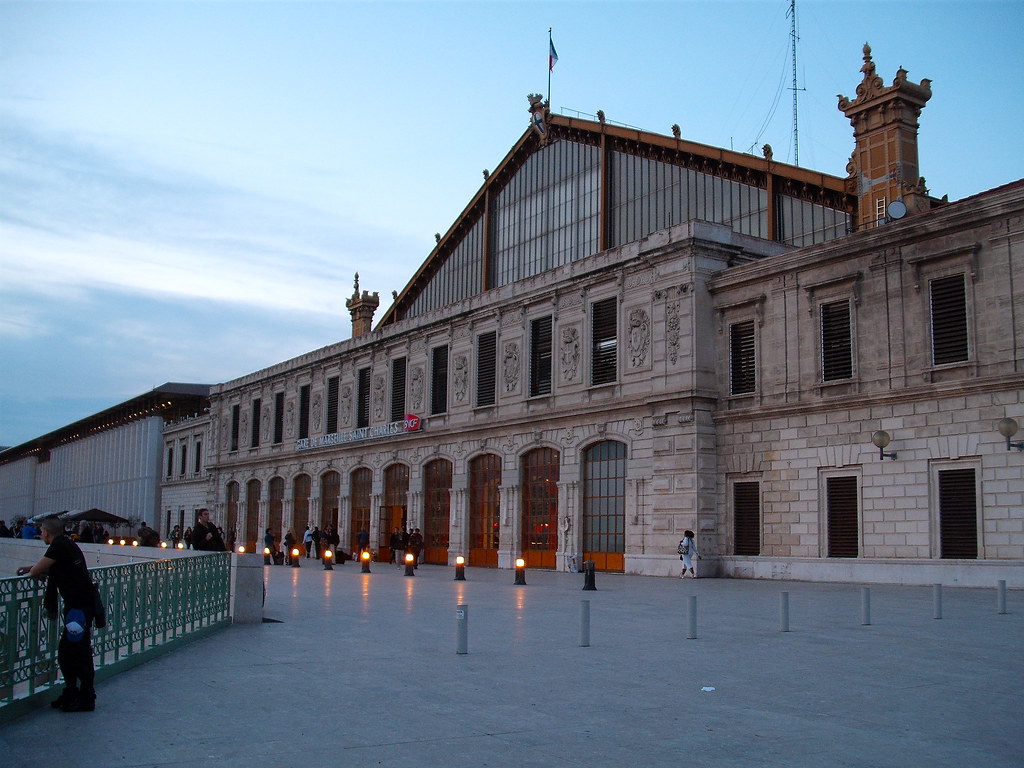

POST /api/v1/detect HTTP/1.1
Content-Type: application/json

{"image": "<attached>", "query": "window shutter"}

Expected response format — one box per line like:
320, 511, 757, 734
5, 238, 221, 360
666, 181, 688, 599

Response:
821, 300, 853, 381
356, 369, 370, 428
939, 468, 977, 559
591, 298, 617, 385
730, 321, 756, 395
530, 316, 553, 396
325, 377, 339, 433
930, 275, 968, 365
390, 358, 407, 422
431, 346, 449, 415
734, 481, 760, 555
476, 331, 497, 406
298, 385, 311, 439
826, 476, 858, 557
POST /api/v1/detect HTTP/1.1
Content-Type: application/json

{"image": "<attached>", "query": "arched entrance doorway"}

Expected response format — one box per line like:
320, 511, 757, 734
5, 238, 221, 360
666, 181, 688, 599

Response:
381, 464, 408, 562
350, 467, 371, 555
468, 454, 501, 567
582, 440, 626, 572
244, 478, 261, 553
224, 481, 239, 551
521, 447, 559, 568
423, 458, 451, 564
293, 474, 311, 553
268, 477, 284, 555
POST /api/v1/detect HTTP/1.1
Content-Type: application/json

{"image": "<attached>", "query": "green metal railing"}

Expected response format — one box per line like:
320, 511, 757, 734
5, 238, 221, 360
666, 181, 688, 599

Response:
0, 552, 231, 722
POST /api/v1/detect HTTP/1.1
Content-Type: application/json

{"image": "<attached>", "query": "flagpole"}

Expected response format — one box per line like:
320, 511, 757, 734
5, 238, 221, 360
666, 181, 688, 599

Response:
547, 28, 552, 104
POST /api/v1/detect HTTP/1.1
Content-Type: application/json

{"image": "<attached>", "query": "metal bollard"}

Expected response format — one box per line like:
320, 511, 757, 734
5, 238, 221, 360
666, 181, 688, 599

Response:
780, 591, 790, 632
456, 604, 468, 655
861, 587, 871, 626
404, 552, 416, 576
323, 549, 334, 571
454, 555, 466, 581
291, 547, 301, 568
686, 595, 697, 640
579, 600, 591, 647
582, 560, 597, 591
264, 547, 272, 566
360, 551, 371, 573
997, 580, 1007, 615
933, 583, 942, 619
514, 558, 527, 585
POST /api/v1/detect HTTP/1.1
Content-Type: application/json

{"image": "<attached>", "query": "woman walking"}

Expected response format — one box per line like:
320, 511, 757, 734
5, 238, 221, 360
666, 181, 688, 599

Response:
678, 529, 701, 579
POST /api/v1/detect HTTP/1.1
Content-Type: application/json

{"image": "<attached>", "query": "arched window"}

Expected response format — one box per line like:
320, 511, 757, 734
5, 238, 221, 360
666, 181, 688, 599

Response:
469, 454, 501, 567
423, 459, 452, 564
582, 440, 626, 571
521, 447, 560, 568
350, 467, 371, 554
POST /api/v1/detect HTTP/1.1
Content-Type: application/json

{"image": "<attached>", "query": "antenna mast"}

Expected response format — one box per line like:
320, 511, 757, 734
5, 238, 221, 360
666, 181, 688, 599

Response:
789, 0, 800, 166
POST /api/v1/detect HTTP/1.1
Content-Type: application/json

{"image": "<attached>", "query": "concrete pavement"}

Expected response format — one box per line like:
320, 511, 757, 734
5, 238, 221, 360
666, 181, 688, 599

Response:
1, 560, 1020, 767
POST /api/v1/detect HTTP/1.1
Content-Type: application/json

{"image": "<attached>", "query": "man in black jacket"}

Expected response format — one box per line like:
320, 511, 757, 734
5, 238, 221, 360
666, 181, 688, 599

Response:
18, 516, 98, 712
192, 509, 226, 552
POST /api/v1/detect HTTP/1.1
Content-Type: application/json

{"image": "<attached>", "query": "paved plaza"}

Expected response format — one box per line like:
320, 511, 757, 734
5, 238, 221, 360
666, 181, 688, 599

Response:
1, 560, 1021, 768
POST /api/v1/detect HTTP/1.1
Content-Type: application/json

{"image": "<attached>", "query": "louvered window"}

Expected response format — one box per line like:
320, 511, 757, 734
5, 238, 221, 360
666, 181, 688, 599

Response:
930, 275, 969, 365
476, 331, 497, 407
194, 441, 202, 473
273, 392, 284, 444
230, 404, 240, 451
356, 368, 370, 428
530, 316, 553, 396
821, 300, 853, 381
591, 297, 617, 385
325, 376, 339, 433
166, 446, 174, 478
298, 385, 311, 439
730, 321, 756, 395
734, 481, 760, 555
939, 468, 977, 559
390, 358, 407, 422
250, 398, 261, 448
826, 476, 858, 557
179, 444, 187, 476
431, 345, 448, 415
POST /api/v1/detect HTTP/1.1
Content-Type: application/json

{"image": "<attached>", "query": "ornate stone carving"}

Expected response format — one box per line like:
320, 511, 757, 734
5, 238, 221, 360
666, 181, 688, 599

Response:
560, 327, 580, 381
666, 301, 681, 364
373, 374, 386, 419
628, 308, 651, 367
312, 393, 322, 432
410, 367, 424, 411
453, 355, 468, 402
340, 384, 352, 427
503, 342, 520, 393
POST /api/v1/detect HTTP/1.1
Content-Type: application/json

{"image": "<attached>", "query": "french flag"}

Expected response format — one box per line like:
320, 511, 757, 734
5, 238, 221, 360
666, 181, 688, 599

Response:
549, 39, 559, 71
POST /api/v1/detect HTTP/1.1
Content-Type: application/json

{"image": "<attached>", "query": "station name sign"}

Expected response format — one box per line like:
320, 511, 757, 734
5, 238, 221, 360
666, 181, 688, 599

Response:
295, 414, 422, 452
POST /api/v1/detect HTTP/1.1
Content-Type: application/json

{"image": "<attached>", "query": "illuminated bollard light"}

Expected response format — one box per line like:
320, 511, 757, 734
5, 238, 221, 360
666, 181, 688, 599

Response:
108, 539, 115, 545
323, 549, 333, 571
177, 542, 185, 550
131, 540, 139, 547
361, 551, 372, 573
264, 547, 272, 565
119, 539, 126, 546
291, 547, 301, 568
514, 558, 527, 585
237, 545, 246, 554
582, 560, 597, 591
404, 552, 416, 576
160, 541, 168, 549
454, 555, 466, 581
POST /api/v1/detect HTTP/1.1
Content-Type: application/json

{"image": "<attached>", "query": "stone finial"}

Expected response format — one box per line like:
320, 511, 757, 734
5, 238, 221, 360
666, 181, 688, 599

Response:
482, 169, 490, 180
435, 233, 441, 244
762, 144, 773, 161
671, 124, 681, 139
346, 273, 379, 339
596, 109, 605, 124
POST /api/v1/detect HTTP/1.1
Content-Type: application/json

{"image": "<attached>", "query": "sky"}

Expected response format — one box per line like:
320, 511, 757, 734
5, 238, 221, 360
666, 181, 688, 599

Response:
2, 0, 1022, 449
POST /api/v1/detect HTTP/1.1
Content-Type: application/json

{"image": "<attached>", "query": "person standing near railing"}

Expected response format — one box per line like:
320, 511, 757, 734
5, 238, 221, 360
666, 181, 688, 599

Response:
16, 516, 98, 712
192, 509, 226, 552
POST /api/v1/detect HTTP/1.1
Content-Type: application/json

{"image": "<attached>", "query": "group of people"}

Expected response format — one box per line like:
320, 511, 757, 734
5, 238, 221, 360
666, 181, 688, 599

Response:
388, 527, 424, 568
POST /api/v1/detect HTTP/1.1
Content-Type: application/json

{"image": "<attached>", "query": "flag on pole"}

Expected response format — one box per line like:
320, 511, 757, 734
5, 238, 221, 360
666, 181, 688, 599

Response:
549, 38, 559, 71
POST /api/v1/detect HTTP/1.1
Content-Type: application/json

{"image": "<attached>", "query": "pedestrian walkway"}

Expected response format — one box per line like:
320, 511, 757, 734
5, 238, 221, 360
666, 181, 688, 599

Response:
1, 561, 1020, 768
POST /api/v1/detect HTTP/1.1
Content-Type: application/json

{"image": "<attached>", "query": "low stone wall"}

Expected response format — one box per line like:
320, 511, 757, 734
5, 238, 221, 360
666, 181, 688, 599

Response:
0, 538, 264, 623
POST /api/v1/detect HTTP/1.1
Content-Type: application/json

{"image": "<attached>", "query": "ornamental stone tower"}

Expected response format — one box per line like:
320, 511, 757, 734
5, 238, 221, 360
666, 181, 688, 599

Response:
838, 43, 933, 229
346, 273, 379, 338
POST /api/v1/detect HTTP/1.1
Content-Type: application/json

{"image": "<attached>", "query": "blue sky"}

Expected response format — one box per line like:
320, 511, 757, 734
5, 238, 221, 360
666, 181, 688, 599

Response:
2, 0, 1022, 448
